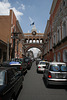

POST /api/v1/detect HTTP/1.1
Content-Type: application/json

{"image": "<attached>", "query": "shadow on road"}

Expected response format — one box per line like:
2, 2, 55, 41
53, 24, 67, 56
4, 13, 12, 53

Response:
15, 84, 23, 100
42, 77, 67, 91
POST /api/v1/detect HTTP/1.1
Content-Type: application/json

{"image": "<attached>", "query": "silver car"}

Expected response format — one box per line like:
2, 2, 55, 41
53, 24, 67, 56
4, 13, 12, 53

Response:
43, 62, 67, 87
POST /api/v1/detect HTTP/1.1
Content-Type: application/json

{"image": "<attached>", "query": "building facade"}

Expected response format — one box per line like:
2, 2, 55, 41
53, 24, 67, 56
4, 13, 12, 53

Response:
0, 10, 25, 62
44, 0, 67, 63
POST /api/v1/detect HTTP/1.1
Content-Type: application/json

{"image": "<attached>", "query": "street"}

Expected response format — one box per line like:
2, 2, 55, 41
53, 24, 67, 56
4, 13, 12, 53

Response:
17, 61, 67, 100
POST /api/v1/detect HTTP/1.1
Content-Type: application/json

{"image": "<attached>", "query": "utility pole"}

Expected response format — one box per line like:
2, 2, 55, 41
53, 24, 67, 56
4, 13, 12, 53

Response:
7, 38, 9, 61
11, 32, 21, 59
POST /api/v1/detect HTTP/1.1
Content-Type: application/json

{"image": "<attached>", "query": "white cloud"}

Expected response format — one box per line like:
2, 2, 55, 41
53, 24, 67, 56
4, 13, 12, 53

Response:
0, 2, 11, 15
0, 1, 23, 20
18, 4, 25, 10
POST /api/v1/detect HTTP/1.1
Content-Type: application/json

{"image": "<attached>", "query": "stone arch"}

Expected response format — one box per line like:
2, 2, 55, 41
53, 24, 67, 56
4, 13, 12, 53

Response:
25, 44, 43, 53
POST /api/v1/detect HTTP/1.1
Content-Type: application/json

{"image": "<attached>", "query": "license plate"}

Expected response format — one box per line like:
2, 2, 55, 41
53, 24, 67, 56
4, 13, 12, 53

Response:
58, 74, 63, 78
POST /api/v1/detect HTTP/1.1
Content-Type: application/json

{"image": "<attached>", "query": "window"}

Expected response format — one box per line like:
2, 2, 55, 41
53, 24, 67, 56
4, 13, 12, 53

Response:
40, 40, 42, 43
50, 64, 67, 72
63, 50, 67, 62
57, 52, 61, 62
53, 34, 56, 45
57, 27, 61, 42
63, 21, 66, 38
36, 39, 39, 43
54, 54, 56, 61
33, 39, 36, 43
0, 71, 5, 85
29, 39, 32, 43
57, 30, 60, 42
63, 0, 65, 6
26, 40, 28, 43
7, 69, 14, 82
50, 38, 52, 49
48, 42, 49, 52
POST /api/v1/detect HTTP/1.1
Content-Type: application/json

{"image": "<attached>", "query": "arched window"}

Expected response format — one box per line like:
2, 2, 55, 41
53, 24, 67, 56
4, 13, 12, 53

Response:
26, 39, 28, 43
36, 39, 39, 43
33, 39, 36, 43
40, 39, 43, 43
29, 39, 32, 43
25, 39, 28, 43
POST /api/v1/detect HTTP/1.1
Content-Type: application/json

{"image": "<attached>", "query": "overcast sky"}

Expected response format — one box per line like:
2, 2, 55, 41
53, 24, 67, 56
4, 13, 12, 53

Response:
0, 0, 53, 33
0, 0, 53, 57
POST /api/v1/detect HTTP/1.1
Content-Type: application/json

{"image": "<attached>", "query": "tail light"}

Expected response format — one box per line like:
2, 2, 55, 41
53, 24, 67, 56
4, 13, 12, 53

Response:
48, 72, 52, 78
20, 66, 22, 70
28, 62, 30, 64
38, 66, 41, 68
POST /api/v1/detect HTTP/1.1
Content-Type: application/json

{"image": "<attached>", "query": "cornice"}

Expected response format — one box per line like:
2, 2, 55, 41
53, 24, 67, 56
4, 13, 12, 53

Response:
50, 0, 58, 15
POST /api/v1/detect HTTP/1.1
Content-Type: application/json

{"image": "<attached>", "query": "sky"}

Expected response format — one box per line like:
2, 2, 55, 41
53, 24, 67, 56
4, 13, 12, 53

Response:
0, 0, 53, 33
0, 0, 53, 57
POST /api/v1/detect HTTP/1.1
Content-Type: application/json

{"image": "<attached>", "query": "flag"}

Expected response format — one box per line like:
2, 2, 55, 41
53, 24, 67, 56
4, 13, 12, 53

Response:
30, 22, 34, 26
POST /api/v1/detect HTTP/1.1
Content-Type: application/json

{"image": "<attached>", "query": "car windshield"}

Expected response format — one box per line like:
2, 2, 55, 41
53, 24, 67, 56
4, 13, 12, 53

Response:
25, 59, 29, 62
50, 64, 67, 72
39, 62, 46, 65
0, 71, 5, 85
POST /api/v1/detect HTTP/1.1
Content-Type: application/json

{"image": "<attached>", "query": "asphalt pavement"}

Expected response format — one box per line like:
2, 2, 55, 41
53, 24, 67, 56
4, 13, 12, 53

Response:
17, 61, 67, 100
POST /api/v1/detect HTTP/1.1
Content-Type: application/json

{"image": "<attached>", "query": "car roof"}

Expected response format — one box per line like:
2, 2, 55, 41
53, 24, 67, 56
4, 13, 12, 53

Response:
9, 61, 21, 65
49, 62, 66, 65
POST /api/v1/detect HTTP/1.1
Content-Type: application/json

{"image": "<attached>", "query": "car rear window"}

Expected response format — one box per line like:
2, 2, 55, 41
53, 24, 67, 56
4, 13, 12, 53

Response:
0, 71, 5, 85
40, 62, 46, 65
50, 64, 67, 72
25, 59, 29, 62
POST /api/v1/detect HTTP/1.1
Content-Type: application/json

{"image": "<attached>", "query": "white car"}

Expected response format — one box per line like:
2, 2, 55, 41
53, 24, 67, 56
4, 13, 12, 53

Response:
37, 61, 49, 73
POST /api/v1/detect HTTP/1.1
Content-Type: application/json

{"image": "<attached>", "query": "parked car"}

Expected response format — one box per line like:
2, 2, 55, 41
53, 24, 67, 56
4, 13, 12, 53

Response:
9, 61, 24, 77
36, 58, 41, 65
23, 57, 32, 70
37, 61, 49, 73
0, 67, 23, 100
11, 58, 27, 74
43, 62, 67, 87
2, 60, 11, 67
